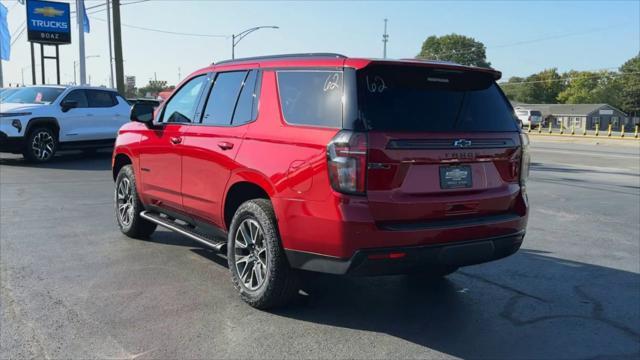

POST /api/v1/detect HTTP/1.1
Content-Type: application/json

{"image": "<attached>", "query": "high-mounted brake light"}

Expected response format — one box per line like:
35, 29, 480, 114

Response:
327, 130, 368, 195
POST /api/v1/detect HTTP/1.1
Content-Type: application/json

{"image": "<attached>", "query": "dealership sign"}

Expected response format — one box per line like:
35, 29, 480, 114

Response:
26, 0, 71, 44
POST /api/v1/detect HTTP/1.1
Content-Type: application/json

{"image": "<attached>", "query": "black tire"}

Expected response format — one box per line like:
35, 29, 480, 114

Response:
23, 127, 57, 163
227, 199, 299, 309
114, 165, 157, 239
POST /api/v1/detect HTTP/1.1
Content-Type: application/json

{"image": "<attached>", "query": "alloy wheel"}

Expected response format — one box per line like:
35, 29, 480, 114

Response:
116, 178, 134, 226
31, 131, 55, 161
234, 219, 268, 291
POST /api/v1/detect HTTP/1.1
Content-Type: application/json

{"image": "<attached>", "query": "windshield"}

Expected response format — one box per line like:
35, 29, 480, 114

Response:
357, 65, 519, 132
3, 87, 65, 104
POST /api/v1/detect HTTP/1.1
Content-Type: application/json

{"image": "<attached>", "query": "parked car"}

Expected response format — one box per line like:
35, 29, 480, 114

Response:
0, 85, 130, 162
126, 98, 161, 108
112, 53, 530, 309
515, 108, 543, 128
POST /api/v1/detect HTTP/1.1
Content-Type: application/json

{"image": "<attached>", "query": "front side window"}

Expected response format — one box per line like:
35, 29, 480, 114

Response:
277, 71, 343, 128
87, 90, 116, 107
201, 71, 248, 126
63, 90, 89, 108
161, 75, 208, 123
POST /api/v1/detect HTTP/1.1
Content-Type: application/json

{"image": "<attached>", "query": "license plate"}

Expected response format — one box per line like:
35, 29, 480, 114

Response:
440, 165, 472, 189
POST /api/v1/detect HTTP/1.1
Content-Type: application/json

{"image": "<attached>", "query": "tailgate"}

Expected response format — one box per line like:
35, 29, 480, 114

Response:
366, 132, 522, 223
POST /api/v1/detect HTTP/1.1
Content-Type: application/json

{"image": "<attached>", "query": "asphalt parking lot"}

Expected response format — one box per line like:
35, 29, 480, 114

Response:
1, 139, 639, 359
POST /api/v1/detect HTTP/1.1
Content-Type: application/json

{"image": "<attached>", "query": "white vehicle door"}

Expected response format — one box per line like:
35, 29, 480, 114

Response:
58, 89, 100, 142
85, 90, 129, 139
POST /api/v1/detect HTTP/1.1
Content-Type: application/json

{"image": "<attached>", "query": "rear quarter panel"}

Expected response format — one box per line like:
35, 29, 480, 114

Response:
230, 70, 340, 248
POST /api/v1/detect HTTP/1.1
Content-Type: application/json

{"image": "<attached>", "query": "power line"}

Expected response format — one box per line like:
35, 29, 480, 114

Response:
499, 71, 640, 86
90, 16, 229, 38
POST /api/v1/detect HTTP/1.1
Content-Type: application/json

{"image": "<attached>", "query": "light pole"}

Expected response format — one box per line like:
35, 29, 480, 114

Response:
231, 26, 279, 59
74, 55, 100, 85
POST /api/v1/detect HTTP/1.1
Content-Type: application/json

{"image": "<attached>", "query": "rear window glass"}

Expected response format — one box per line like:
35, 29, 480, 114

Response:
357, 65, 518, 132
277, 71, 343, 128
530, 110, 542, 116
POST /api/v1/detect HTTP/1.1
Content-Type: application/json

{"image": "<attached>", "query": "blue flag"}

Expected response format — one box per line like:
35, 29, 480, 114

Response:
81, 0, 90, 33
0, 3, 10, 61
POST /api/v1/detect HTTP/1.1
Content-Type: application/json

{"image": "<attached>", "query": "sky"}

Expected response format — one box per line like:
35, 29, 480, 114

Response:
1, 0, 639, 88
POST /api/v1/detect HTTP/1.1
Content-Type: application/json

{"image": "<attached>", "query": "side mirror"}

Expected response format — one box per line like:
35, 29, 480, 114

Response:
130, 103, 155, 125
60, 100, 78, 112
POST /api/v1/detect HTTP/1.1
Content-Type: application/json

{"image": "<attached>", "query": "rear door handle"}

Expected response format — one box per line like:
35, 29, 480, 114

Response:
218, 141, 234, 150
170, 136, 182, 145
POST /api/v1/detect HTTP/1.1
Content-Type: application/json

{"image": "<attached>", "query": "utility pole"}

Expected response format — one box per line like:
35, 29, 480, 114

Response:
382, 18, 389, 59
106, 0, 115, 88
112, 0, 125, 94
76, 0, 87, 85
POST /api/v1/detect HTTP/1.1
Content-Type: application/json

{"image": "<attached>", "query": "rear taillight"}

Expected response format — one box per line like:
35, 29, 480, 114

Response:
327, 130, 368, 195
520, 133, 530, 186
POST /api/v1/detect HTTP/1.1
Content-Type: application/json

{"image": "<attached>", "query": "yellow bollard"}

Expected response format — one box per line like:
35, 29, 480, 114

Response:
595, 123, 600, 136
607, 122, 612, 137
538, 123, 543, 133
621, 124, 625, 138
559, 123, 564, 135
635, 124, 639, 139
571, 123, 575, 135
548, 122, 553, 134
527, 122, 532, 133
583, 126, 587, 136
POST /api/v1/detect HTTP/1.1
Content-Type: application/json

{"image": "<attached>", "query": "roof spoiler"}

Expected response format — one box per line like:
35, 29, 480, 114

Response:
397, 58, 502, 80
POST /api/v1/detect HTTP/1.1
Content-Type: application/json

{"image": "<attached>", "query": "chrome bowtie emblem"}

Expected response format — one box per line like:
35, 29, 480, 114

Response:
453, 139, 472, 148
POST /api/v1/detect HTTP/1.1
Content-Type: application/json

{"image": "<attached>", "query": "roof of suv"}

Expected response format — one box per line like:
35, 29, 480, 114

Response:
15, 84, 120, 92
208, 53, 502, 80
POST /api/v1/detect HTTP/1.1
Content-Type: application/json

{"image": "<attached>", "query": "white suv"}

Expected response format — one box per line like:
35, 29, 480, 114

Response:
0, 85, 130, 162
515, 108, 543, 128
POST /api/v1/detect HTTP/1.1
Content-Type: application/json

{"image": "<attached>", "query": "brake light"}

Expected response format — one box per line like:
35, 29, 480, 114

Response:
520, 133, 530, 186
327, 130, 368, 195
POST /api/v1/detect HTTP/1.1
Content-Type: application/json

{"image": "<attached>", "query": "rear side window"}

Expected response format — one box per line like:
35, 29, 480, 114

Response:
232, 70, 260, 125
516, 110, 528, 116
202, 71, 247, 126
277, 71, 343, 128
357, 65, 518, 132
87, 90, 116, 107
63, 90, 89, 108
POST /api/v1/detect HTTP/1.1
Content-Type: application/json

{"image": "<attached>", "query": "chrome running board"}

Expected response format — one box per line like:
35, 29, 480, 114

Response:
140, 211, 226, 252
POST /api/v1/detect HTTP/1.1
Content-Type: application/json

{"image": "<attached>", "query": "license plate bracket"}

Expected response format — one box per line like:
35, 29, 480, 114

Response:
439, 165, 472, 189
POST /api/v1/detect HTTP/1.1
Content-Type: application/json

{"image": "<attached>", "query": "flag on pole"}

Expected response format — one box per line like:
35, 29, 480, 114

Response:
0, 3, 10, 61
81, 0, 90, 33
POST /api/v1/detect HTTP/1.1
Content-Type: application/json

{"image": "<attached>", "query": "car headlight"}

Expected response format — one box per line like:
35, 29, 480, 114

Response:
0, 112, 32, 118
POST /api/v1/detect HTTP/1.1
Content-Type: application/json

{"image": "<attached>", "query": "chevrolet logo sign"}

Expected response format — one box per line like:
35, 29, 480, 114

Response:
34, 6, 64, 17
453, 139, 472, 148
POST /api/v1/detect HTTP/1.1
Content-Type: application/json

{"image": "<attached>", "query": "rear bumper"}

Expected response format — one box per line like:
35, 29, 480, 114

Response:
0, 132, 24, 153
286, 230, 525, 275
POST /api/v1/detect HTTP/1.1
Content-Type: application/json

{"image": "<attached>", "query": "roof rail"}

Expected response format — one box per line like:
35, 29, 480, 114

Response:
214, 53, 347, 65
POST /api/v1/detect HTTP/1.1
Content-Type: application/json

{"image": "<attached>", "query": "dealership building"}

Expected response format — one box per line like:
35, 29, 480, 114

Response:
511, 103, 635, 131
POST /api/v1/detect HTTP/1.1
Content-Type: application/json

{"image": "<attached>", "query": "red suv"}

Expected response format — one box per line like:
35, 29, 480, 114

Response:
112, 54, 529, 309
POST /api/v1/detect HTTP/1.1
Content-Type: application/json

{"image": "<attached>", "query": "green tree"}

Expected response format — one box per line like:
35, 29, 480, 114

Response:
500, 68, 564, 104
137, 80, 168, 98
417, 34, 491, 68
618, 55, 640, 115
557, 71, 622, 108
